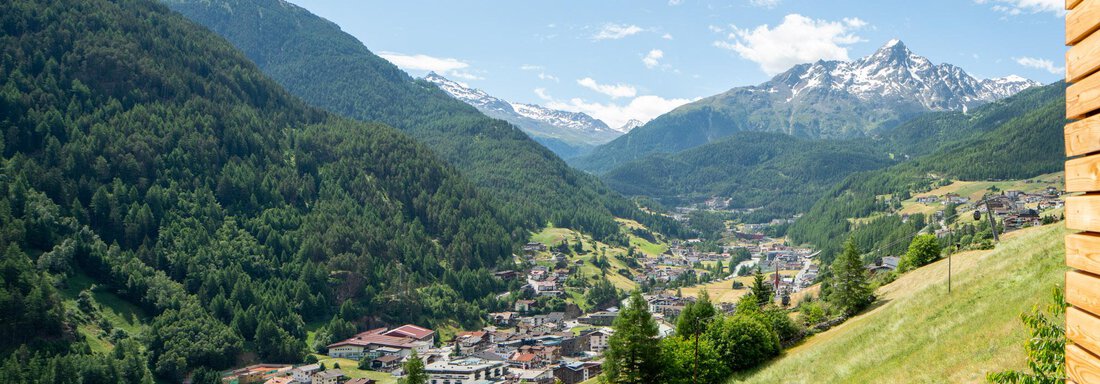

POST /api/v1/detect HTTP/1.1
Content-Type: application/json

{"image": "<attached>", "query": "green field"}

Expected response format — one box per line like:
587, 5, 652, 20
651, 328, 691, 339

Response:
310, 355, 397, 384
59, 272, 150, 352
730, 223, 1066, 383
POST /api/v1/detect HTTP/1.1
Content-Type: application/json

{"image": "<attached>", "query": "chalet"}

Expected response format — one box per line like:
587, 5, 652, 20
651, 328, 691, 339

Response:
524, 242, 548, 253
369, 355, 402, 371
515, 300, 535, 313
586, 329, 612, 353
311, 369, 344, 384
493, 270, 519, 280
455, 330, 489, 350
915, 196, 938, 204
489, 311, 517, 326
554, 362, 602, 384
289, 364, 321, 384
262, 377, 297, 384
508, 352, 540, 369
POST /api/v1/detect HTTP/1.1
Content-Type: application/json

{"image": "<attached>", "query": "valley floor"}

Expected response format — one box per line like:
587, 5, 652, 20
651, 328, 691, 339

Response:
730, 223, 1066, 384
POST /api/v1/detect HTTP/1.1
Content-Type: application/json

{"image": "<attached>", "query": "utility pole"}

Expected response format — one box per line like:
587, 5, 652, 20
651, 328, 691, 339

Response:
984, 199, 999, 242
693, 324, 699, 384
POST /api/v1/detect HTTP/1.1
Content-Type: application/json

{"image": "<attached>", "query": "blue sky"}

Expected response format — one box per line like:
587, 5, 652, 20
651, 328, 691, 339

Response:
290, 0, 1066, 127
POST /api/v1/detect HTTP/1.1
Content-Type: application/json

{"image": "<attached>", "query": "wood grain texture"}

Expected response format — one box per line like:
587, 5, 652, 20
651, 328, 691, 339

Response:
1069, 30, 1100, 83
1065, 195, 1100, 231
1069, 70, 1100, 119
1067, 156, 1100, 192
1068, 344, 1100, 384
1069, 307, 1100, 358
1066, 116, 1100, 156
1067, 270, 1100, 316
1069, 0, 1100, 44
1067, 233, 1100, 275
1070, 0, 1085, 11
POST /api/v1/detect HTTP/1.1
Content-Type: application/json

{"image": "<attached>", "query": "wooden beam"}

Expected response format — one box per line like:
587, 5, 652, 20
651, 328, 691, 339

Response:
1066, 155, 1100, 192
1070, 0, 1085, 11
1069, 306, 1100, 357
1068, 233, 1100, 275
1065, 195, 1100, 231
1067, 344, 1100, 384
1069, 0, 1100, 44
1067, 270, 1100, 316
1066, 115, 1100, 157
1069, 30, 1100, 83
1069, 70, 1100, 119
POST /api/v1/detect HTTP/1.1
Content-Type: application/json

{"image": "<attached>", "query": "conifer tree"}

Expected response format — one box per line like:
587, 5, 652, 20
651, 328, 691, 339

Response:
828, 239, 873, 315
604, 291, 663, 383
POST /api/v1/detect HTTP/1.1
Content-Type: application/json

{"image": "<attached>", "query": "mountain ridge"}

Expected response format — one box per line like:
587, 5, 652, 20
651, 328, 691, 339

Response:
423, 72, 621, 157
573, 40, 1039, 173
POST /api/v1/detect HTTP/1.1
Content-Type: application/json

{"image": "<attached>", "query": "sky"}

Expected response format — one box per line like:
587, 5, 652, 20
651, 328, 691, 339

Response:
289, 0, 1066, 128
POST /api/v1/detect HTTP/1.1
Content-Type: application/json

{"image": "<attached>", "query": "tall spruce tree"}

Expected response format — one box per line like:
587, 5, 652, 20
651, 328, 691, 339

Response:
402, 351, 426, 384
828, 239, 874, 315
750, 267, 773, 307
604, 291, 663, 383
675, 290, 716, 337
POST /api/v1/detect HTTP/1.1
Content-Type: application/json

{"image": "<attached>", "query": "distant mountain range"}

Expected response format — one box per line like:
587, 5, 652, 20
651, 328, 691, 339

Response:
424, 73, 622, 158
573, 39, 1040, 172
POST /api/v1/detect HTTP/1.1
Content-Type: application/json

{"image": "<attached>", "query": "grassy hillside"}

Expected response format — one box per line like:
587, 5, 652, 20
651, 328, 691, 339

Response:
731, 223, 1066, 384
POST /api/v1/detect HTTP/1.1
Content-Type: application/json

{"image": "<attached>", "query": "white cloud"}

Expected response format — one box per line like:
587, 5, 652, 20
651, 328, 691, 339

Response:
708, 25, 725, 33
577, 77, 638, 99
669, 0, 683, 5
975, 0, 1066, 16
749, 0, 782, 8
1014, 56, 1064, 74
538, 72, 560, 82
593, 23, 645, 40
662, 33, 674, 40
520, 64, 544, 71
643, 49, 665, 69
534, 88, 553, 101
714, 14, 867, 75
546, 95, 696, 128
379, 52, 483, 79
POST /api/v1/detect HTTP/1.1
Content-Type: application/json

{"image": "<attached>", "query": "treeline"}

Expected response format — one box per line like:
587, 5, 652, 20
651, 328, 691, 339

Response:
0, 0, 541, 380
161, 0, 686, 244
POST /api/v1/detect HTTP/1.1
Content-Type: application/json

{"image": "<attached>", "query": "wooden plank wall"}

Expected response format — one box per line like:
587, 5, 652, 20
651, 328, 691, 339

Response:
1066, 0, 1100, 382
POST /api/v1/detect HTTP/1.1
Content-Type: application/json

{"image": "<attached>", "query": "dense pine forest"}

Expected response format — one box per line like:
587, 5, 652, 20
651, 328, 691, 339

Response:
0, 0, 542, 380
160, 0, 685, 243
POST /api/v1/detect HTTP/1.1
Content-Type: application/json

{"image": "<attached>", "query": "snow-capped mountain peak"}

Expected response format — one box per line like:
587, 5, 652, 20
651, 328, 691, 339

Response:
617, 119, 645, 133
423, 73, 621, 146
768, 39, 1041, 112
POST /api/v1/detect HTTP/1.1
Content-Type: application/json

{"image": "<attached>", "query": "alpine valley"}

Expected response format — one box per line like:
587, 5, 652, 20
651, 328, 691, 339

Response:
0, 0, 1071, 383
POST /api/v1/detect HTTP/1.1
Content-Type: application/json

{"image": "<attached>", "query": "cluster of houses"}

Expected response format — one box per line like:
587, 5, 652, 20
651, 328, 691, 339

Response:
916, 187, 1064, 234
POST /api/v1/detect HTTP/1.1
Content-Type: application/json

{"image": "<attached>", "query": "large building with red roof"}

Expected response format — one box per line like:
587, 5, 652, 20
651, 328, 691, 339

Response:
326, 324, 434, 360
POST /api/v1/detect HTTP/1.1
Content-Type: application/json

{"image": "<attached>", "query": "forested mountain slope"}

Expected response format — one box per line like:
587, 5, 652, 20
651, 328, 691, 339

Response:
788, 82, 1065, 261
0, 0, 524, 380
601, 132, 893, 221
161, 0, 681, 241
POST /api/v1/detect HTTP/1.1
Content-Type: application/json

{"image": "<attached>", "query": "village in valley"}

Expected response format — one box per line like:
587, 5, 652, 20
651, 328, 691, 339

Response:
217, 174, 1066, 384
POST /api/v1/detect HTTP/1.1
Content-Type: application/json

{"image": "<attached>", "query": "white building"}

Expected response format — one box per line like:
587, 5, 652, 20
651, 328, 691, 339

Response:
425, 357, 508, 384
